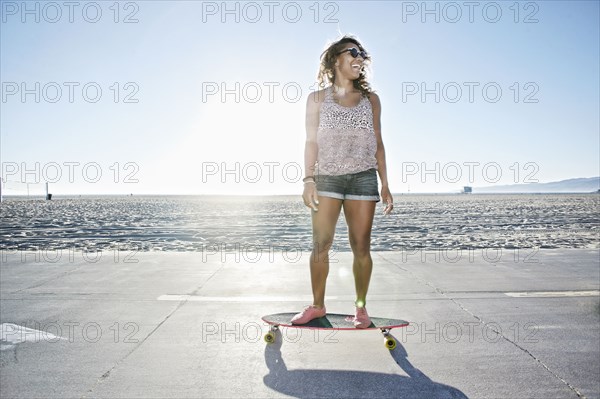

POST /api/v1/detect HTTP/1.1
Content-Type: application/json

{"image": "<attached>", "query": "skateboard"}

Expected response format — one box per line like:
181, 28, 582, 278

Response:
261, 313, 409, 350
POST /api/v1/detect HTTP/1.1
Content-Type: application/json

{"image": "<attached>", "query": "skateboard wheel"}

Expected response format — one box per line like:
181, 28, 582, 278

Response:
264, 332, 275, 344
385, 337, 396, 350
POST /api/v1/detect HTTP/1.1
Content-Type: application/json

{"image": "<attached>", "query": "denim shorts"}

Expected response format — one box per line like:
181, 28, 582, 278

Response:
315, 168, 380, 201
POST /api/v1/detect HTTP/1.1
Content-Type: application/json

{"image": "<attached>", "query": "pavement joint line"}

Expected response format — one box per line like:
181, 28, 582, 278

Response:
375, 253, 588, 399
80, 264, 225, 399
156, 295, 340, 302
0, 295, 457, 302
154, 295, 437, 302
154, 294, 511, 302
504, 290, 600, 297
9, 264, 88, 294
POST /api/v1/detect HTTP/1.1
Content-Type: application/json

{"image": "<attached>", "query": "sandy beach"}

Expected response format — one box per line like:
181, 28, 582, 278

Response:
1, 194, 598, 251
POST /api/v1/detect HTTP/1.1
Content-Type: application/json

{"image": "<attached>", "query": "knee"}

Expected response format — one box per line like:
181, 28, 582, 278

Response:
349, 236, 371, 258
312, 236, 334, 254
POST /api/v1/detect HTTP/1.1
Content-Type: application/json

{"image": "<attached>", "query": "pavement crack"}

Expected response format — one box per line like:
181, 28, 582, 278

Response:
80, 264, 224, 398
11, 264, 89, 294
376, 253, 588, 399
438, 292, 586, 399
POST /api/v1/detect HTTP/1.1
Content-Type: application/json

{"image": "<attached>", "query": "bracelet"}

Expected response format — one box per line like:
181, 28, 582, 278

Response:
302, 176, 315, 183
303, 181, 316, 185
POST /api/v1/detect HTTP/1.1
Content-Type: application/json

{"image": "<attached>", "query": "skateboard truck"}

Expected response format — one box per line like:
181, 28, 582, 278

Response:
264, 325, 278, 344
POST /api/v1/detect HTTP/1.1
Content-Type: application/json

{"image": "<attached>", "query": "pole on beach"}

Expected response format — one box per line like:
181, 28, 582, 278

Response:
45, 182, 52, 200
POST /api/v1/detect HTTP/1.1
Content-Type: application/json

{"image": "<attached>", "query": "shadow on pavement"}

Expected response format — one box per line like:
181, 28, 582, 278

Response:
263, 331, 468, 398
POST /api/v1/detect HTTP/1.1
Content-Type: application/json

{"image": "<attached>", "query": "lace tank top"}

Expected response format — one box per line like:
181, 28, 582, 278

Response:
315, 86, 378, 176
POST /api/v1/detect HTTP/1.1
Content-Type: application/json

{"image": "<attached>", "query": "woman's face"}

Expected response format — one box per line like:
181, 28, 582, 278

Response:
335, 43, 367, 82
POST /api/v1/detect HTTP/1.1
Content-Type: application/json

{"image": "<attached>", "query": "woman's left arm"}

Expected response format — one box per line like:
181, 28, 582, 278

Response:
369, 92, 394, 215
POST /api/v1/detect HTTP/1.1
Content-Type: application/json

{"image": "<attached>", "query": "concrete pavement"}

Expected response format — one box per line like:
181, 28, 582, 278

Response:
1, 248, 598, 398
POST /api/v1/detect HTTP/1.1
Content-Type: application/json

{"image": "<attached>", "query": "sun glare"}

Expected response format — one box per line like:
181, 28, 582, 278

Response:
161, 97, 305, 195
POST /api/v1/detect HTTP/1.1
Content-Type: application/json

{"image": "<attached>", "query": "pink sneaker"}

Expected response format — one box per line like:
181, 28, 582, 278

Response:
291, 305, 326, 324
353, 306, 371, 329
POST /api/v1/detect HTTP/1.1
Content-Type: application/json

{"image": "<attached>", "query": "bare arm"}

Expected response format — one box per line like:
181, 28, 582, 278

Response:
303, 91, 322, 211
304, 91, 320, 178
369, 92, 394, 214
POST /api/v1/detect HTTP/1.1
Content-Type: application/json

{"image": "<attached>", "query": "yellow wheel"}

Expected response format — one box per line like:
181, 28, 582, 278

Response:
385, 337, 396, 350
264, 332, 275, 344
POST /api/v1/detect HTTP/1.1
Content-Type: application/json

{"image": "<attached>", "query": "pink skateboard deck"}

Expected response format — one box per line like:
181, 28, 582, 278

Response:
262, 312, 409, 349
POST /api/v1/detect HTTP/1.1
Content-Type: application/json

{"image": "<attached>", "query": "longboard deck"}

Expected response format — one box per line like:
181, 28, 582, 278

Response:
262, 312, 409, 331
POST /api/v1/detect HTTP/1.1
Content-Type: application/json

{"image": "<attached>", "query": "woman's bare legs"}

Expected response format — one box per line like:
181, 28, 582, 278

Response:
342, 200, 377, 307
310, 196, 343, 308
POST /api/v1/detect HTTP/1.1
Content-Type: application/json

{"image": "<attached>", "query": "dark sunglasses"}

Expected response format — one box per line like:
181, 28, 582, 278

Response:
338, 47, 368, 59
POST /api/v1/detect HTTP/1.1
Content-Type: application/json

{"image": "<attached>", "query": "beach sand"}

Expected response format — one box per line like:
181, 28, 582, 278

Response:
1, 194, 598, 251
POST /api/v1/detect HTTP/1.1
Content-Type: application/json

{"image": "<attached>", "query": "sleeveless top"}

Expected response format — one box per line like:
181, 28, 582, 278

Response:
315, 86, 378, 176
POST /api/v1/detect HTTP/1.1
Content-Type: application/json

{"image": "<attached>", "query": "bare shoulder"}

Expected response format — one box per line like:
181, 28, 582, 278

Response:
367, 91, 381, 107
307, 88, 328, 105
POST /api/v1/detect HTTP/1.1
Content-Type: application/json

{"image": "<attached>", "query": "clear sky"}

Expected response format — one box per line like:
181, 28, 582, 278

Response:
1, 0, 599, 195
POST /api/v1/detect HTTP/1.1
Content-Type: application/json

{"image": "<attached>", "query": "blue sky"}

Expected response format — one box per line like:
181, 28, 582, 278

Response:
1, 0, 598, 195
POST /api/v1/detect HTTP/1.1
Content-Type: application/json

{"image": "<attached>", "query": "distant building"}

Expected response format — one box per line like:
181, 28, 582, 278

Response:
462, 186, 472, 194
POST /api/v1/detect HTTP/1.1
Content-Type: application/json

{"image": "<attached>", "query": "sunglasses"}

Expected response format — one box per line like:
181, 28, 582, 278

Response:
338, 47, 368, 59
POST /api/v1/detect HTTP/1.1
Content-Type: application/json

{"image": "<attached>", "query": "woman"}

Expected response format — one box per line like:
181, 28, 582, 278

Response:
292, 35, 393, 328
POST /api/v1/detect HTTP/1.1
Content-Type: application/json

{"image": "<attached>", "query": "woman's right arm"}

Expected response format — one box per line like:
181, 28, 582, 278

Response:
303, 91, 320, 212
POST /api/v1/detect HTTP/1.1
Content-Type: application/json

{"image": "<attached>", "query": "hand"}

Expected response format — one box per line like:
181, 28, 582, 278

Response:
303, 183, 319, 212
381, 186, 393, 215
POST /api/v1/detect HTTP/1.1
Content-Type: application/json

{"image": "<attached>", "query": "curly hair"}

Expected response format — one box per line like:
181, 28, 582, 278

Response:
317, 35, 372, 96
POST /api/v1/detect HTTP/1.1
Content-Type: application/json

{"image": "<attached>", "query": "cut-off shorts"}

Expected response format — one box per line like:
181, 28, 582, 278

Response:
315, 168, 380, 202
